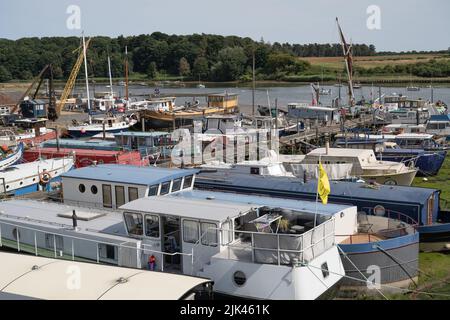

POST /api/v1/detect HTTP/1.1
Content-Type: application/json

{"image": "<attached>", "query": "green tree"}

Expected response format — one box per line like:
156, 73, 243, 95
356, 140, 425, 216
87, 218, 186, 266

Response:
147, 62, 158, 79
211, 47, 247, 81
192, 56, 209, 79
0, 66, 12, 82
178, 57, 191, 77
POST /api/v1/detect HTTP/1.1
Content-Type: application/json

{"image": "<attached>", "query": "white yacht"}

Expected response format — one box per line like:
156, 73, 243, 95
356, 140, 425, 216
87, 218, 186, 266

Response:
291, 146, 418, 186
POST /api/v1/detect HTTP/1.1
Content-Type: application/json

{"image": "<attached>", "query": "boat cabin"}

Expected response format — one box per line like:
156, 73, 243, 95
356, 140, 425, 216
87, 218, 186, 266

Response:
207, 93, 238, 110
114, 131, 173, 159
287, 103, 340, 123
203, 115, 242, 134
60, 164, 198, 209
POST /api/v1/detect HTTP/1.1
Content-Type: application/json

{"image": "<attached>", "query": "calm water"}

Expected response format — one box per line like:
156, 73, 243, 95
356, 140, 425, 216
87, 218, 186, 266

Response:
74, 83, 450, 108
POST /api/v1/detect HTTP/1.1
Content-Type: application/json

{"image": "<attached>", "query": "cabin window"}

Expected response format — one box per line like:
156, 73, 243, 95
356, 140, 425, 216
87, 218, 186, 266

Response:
221, 220, 233, 245
102, 184, 112, 208
183, 220, 199, 243
183, 175, 193, 189
99, 244, 116, 260
115, 186, 125, 208
148, 185, 159, 196
45, 234, 64, 251
160, 182, 171, 195
201, 222, 218, 247
145, 214, 160, 238
79, 184, 86, 193
250, 167, 260, 175
128, 187, 139, 202
124, 212, 143, 236
171, 178, 182, 192
91, 185, 98, 194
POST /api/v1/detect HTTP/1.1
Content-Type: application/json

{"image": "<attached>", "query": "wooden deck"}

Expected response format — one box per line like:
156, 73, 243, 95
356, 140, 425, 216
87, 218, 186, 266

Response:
340, 233, 386, 244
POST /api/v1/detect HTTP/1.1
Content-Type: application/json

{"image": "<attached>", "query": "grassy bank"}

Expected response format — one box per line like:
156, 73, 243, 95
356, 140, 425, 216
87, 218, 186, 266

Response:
412, 153, 450, 209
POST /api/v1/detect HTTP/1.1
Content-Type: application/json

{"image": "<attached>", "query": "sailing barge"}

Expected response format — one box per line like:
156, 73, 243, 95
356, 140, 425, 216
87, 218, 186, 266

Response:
139, 93, 239, 129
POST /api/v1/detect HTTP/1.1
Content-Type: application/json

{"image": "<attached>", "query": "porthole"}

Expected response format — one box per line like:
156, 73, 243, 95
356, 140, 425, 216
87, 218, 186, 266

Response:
19, 181, 23, 185
79, 184, 86, 193
6, 185, 9, 189
233, 271, 246, 287
91, 185, 98, 194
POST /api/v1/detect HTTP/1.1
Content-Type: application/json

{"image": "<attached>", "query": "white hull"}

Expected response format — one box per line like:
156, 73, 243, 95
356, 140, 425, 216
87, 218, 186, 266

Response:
198, 246, 344, 300
0, 157, 74, 193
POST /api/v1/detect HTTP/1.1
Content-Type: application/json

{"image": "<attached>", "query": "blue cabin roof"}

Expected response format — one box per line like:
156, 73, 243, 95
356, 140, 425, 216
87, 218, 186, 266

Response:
428, 114, 450, 122
114, 131, 171, 138
61, 164, 199, 186
195, 172, 439, 225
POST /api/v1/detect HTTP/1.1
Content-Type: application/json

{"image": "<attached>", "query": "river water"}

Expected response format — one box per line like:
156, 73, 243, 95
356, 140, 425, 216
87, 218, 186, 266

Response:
75, 82, 450, 108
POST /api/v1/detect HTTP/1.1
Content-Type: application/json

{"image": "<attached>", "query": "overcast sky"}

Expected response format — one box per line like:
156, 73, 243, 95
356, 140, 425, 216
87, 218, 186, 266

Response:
1, 0, 449, 52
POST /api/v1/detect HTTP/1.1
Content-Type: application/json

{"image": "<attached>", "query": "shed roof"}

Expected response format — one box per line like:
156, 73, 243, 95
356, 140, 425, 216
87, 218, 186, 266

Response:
0, 252, 210, 300
61, 164, 198, 186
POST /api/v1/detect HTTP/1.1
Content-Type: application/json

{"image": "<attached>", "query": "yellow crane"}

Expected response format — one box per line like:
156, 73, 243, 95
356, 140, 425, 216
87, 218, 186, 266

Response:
50, 38, 91, 121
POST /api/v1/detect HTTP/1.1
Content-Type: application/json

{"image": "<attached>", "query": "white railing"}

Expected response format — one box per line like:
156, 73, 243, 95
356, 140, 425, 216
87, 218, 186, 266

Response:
192, 218, 335, 273
0, 220, 193, 273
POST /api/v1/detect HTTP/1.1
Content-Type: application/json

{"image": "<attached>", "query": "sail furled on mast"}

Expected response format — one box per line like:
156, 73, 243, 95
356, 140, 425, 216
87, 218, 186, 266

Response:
336, 18, 355, 105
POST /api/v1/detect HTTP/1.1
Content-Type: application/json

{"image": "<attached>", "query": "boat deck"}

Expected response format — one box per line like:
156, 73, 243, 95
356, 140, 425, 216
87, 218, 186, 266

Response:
340, 233, 385, 244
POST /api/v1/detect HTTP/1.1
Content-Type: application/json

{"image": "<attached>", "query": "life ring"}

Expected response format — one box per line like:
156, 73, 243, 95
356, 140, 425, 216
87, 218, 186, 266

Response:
39, 171, 52, 185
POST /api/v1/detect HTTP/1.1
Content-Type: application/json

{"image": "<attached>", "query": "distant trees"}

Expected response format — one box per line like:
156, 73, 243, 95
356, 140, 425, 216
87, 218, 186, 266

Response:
1, 32, 447, 83
0, 66, 12, 82
211, 47, 247, 81
178, 57, 191, 77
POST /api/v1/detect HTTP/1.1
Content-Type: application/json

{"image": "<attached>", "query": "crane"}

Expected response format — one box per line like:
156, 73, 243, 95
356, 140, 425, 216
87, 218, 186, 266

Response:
49, 38, 91, 121
10, 64, 54, 115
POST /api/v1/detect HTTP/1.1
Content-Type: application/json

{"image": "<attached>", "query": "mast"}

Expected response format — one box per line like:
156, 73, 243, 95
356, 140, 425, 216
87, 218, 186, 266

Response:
336, 18, 355, 107
125, 46, 129, 102
82, 32, 92, 124
108, 55, 113, 98
252, 49, 256, 116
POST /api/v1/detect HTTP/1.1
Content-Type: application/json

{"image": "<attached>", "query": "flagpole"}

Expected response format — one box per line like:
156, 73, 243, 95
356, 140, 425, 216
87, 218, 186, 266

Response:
314, 154, 322, 228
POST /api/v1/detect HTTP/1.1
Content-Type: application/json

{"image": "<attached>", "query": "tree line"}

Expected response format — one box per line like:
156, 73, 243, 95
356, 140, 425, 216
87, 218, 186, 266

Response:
0, 33, 447, 83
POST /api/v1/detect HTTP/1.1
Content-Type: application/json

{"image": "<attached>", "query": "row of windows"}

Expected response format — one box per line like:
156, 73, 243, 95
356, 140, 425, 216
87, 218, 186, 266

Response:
148, 175, 193, 197
123, 212, 218, 247
78, 183, 139, 208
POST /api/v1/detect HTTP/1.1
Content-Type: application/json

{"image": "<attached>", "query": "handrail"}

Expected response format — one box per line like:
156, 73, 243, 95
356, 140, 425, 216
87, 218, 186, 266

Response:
0, 219, 192, 272
362, 206, 419, 228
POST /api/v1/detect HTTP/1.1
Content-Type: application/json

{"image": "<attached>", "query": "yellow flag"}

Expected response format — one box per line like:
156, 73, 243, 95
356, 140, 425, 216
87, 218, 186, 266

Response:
318, 162, 330, 204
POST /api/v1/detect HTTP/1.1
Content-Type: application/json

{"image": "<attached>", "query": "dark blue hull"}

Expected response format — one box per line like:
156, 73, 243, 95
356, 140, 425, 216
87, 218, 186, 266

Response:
377, 151, 446, 176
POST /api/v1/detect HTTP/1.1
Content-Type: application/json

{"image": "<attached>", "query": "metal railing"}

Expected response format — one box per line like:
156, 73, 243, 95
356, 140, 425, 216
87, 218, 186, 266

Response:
192, 218, 335, 273
362, 207, 419, 229
0, 220, 193, 273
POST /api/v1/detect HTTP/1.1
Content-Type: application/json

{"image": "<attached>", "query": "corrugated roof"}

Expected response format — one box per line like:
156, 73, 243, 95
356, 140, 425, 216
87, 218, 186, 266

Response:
120, 196, 254, 221
114, 131, 170, 137
61, 164, 199, 186
0, 252, 210, 300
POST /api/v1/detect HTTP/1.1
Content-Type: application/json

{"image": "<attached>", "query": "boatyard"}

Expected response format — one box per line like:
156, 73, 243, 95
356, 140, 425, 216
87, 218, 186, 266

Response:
1, 0, 450, 306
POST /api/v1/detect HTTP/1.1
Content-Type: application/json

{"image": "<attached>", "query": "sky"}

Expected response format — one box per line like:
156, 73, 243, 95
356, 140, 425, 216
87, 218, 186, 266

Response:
0, 0, 449, 52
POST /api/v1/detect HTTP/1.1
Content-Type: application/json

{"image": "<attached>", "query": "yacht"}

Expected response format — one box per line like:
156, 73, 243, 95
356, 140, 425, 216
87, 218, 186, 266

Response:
67, 114, 138, 138
293, 145, 418, 186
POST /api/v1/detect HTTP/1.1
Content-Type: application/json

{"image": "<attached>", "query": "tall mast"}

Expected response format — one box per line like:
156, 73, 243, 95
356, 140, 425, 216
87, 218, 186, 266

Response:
125, 46, 129, 102
82, 32, 92, 124
108, 55, 113, 97
336, 18, 355, 106
252, 49, 256, 116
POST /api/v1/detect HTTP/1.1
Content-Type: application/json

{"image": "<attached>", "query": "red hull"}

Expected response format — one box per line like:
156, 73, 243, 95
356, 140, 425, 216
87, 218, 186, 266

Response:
24, 147, 149, 168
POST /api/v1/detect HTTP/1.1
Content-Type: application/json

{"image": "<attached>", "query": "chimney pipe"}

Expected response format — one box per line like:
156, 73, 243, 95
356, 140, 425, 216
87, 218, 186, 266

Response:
325, 140, 330, 155
72, 210, 78, 230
